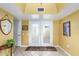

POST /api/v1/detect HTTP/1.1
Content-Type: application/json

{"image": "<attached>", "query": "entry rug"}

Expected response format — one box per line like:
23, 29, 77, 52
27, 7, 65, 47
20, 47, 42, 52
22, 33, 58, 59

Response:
25, 46, 57, 51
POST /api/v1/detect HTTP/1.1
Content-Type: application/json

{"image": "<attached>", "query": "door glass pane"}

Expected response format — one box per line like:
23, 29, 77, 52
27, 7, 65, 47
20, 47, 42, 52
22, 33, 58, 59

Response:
42, 24, 50, 44
31, 23, 40, 45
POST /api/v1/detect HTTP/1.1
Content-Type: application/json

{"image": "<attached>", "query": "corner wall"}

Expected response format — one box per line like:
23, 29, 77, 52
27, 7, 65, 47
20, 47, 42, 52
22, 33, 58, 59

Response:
59, 10, 79, 56
53, 20, 60, 45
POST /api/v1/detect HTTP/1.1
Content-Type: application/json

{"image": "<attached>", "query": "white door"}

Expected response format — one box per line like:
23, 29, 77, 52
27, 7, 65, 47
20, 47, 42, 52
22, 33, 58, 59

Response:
29, 21, 40, 46
29, 20, 53, 46
41, 21, 53, 46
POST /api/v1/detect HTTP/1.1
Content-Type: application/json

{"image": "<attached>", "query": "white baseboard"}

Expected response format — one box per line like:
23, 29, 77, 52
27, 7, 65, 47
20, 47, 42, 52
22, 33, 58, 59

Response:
54, 45, 71, 56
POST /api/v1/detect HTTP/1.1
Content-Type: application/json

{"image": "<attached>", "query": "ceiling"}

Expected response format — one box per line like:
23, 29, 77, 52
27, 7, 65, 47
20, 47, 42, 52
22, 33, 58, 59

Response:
15, 3, 58, 14
0, 3, 79, 20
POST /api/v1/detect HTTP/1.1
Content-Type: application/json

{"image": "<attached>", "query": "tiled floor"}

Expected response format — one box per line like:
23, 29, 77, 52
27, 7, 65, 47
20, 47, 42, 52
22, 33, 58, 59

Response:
13, 46, 68, 56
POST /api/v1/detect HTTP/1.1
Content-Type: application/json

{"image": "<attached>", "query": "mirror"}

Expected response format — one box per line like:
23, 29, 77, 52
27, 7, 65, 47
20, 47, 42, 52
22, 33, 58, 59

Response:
0, 19, 12, 35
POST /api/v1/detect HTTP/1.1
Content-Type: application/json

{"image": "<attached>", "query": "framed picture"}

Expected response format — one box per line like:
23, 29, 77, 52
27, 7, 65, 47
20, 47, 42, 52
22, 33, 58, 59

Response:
22, 25, 28, 31
63, 21, 71, 36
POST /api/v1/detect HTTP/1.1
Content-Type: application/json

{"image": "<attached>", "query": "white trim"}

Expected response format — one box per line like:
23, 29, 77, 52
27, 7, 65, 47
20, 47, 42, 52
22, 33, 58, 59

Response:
51, 20, 53, 46
28, 20, 30, 46
54, 45, 71, 56
20, 20, 22, 46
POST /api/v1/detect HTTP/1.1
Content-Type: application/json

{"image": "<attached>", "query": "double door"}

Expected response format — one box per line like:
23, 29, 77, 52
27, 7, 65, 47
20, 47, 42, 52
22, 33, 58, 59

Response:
29, 20, 53, 46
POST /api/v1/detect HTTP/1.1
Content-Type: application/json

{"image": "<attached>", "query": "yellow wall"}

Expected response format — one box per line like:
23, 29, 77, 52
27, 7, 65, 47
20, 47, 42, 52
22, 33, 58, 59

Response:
0, 9, 14, 56
21, 20, 29, 45
53, 20, 60, 45
15, 3, 26, 13
59, 10, 79, 56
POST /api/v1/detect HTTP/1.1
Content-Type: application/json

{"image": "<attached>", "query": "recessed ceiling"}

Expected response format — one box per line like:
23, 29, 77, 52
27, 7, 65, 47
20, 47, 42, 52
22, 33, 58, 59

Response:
0, 3, 79, 20
15, 3, 58, 14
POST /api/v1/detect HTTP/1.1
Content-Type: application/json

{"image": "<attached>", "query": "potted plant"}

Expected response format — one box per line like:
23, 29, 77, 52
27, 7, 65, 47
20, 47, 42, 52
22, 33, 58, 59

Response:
6, 39, 15, 48
5, 39, 15, 56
